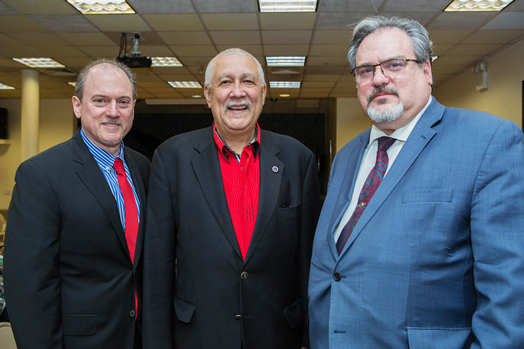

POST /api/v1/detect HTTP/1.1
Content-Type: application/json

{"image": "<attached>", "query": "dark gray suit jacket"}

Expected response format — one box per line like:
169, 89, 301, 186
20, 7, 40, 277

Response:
142, 126, 320, 349
4, 130, 150, 349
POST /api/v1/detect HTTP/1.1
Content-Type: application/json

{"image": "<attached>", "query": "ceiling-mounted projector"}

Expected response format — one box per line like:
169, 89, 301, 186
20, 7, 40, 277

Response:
116, 32, 151, 68
116, 55, 152, 68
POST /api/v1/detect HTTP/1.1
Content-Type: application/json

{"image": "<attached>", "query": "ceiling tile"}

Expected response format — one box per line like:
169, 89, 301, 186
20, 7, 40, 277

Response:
263, 45, 309, 56
216, 45, 264, 56
379, 12, 436, 26
433, 55, 482, 66
57, 33, 116, 46
429, 30, 474, 45
152, 67, 192, 75
78, 46, 119, 58
29, 15, 98, 32
304, 65, 346, 74
176, 56, 217, 66
319, 0, 385, 12
0, 2, 18, 14
31, 46, 89, 57
306, 56, 348, 65
432, 44, 453, 55
0, 33, 24, 47
86, 15, 152, 32
143, 14, 204, 31
170, 46, 218, 56
312, 30, 351, 45
3, 46, 49, 57
210, 31, 261, 45
159, 32, 212, 45
55, 57, 94, 70
201, 13, 258, 30
302, 81, 336, 88
262, 31, 312, 45
1, 0, 77, 15
0, 15, 47, 33
481, 12, 524, 30
10, 32, 69, 46
192, 0, 257, 13
137, 46, 175, 57
127, 0, 195, 14
380, 0, 450, 12
0, 58, 26, 68
316, 12, 372, 30
309, 45, 348, 56
505, 1, 524, 11
303, 74, 340, 82
463, 29, 524, 44
259, 13, 316, 30
445, 44, 502, 56
427, 12, 498, 30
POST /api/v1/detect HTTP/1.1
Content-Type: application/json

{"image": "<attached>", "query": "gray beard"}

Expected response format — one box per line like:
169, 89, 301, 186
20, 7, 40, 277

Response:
367, 99, 404, 124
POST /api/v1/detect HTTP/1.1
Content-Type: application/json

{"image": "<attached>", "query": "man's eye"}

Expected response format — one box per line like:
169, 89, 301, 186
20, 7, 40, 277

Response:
359, 67, 373, 75
94, 99, 106, 104
386, 60, 404, 69
220, 80, 231, 85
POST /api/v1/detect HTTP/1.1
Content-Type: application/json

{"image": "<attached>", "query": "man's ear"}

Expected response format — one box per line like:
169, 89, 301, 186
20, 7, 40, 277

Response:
423, 60, 433, 87
72, 96, 82, 120
204, 86, 212, 108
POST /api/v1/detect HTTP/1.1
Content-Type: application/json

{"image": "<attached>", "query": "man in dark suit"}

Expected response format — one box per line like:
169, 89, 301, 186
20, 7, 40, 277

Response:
142, 48, 320, 349
4, 59, 149, 349
308, 16, 524, 348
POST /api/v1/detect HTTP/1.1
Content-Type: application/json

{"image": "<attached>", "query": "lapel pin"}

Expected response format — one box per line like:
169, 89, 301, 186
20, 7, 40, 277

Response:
272, 166, 278, 173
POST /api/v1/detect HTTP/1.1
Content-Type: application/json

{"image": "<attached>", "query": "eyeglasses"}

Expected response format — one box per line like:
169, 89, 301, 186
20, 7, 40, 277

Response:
351, 58, 421, 82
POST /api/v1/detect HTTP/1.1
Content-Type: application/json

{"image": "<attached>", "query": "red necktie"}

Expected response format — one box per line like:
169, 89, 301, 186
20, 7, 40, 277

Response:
113, 158, 138, 317
336, 137, 396, 254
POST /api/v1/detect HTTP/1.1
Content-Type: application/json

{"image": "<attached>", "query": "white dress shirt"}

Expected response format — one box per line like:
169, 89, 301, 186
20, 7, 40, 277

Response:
334, 96, 432, 242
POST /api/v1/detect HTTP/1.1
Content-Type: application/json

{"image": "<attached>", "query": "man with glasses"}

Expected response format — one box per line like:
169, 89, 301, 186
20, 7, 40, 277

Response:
308, 16, 524, 348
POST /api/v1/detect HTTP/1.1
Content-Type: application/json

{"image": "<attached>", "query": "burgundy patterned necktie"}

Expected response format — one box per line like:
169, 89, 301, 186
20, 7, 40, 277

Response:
336, 137, 396, 255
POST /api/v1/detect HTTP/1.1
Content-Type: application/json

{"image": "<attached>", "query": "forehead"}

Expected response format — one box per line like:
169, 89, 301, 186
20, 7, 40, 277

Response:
84, 64, 132, 95
356, 27, 414, 64
212, 54, 259, 80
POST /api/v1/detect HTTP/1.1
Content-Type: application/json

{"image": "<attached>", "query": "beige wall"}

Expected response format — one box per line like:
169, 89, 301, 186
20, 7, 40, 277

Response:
335, 97, 371, 152
433, 39, 524, 128
0, 99, 74, 211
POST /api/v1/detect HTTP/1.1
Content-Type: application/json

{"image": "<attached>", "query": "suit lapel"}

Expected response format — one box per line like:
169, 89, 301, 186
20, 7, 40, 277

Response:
191, 127, 242, 258
244, 130, 283, 262
338, 99, 445, 257
71, 132, 128, 252
125, 149, 147, 268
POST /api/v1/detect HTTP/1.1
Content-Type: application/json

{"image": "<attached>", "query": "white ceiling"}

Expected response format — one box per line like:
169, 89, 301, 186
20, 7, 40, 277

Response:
0, 0, 523, 106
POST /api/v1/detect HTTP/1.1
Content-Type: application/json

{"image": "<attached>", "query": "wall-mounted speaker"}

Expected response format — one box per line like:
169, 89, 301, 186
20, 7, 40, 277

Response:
0, 108, 7, 139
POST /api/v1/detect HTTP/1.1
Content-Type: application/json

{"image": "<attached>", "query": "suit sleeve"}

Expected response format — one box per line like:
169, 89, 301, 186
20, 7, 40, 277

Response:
4, 160, 64, 349
142, 149, 176, 349
469, 121, 524, 347
299, 152, 321, 347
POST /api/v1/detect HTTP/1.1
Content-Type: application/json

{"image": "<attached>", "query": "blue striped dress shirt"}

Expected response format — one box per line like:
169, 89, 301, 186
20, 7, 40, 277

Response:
80, 129, 140, 232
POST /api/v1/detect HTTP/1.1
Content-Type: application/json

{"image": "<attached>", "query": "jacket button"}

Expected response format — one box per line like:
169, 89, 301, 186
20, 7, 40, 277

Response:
241, 271, 248, 279
235, 315, 242, 319
333, 272, 341, 282
129, 310, 136, 317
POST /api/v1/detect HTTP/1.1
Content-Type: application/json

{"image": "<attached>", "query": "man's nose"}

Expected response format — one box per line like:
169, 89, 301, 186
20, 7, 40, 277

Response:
372, 65, 390, 86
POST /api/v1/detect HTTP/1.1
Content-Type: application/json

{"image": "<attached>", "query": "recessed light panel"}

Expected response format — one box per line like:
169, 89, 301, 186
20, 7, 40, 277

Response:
67, 0, 135, 14
259, 0, 318, 12
151, 57, 183, 67
168, 81, 202, 88
0, 83, 14, 90
269, 81, 301, 88
266, 56, 306, 67
445, 0, 514, 12
13, 58, 65, 68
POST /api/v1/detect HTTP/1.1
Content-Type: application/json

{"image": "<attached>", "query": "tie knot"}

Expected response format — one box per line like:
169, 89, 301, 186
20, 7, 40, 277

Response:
113, 158, 125, 175
377, 137, 396, 153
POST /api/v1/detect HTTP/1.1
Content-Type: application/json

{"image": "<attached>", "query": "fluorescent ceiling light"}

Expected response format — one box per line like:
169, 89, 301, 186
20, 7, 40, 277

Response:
431, 56, 439, 62
266, 56, 306, 67
269, 81, 301, 88
192, 95, 202, 98
445, 0, 514, 11
168, 81, 202, 88
13, 58, 65, 68
68, 82, 76, 87
0, 83, 14, 90
67, 0, 135, 14
259, 0, 318, 12
151, 57, 183, 67
279, 94, 290, 97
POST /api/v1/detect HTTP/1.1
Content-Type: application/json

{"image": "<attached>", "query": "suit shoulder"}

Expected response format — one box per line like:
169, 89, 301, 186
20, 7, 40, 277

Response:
22, 138, 74, 168
442, 106, 521, 136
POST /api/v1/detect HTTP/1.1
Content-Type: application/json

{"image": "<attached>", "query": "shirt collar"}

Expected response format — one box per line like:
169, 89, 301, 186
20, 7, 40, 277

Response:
213, 122, 260, 162
80, 128, 125, 172
369, 95, 432, 145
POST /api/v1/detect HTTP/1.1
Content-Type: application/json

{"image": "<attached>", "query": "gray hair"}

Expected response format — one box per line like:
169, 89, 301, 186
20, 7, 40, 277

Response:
75, 58, 137, 101
347, 16, 433, 69
205, 48, 266, 88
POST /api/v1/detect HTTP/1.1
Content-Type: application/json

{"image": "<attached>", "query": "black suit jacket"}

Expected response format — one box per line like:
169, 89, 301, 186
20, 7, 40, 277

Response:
142, 126, 320, 349
4, 130, 150, 349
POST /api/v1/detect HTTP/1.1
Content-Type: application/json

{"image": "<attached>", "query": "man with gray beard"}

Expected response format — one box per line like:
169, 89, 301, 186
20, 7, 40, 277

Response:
142, 48, 320, 349
308, 16, 524, 348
